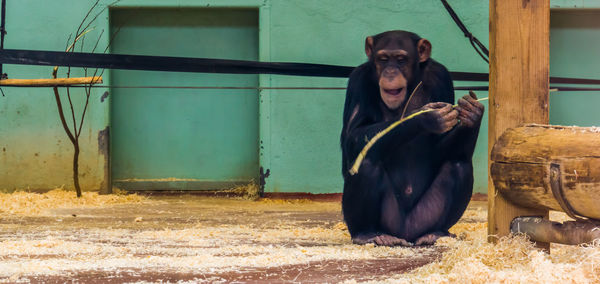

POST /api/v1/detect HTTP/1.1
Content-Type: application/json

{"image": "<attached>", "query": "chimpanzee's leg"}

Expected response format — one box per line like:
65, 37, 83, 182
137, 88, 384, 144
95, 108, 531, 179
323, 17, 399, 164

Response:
372, 188, 412, 246
400, 161, 473, 244
342, 165, 384, 243
343, 162, 413, 247
441, 161, 473, 231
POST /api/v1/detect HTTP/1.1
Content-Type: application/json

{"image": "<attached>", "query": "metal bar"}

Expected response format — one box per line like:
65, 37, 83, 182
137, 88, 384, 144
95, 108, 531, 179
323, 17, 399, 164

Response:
0, 49, 491, 81
1, 49, 599, 84
511, 217, 600, 245
0, 49, 355, 78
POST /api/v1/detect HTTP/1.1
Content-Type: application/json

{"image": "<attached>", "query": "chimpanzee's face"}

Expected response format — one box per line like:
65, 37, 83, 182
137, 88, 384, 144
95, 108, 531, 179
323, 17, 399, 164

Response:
366, 32, 430, 111
374, 47, 413, 110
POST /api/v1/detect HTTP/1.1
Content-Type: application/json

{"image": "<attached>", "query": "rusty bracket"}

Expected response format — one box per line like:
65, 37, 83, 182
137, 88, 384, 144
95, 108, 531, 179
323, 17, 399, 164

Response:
550, 163, 586, 221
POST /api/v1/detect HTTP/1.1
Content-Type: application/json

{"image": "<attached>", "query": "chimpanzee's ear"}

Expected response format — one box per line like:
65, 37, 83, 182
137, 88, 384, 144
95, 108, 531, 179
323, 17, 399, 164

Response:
417, 38, 432, 63
365, 36, 374, 58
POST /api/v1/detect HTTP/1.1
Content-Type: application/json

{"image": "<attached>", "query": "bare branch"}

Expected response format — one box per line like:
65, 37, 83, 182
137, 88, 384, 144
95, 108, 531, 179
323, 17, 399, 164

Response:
66, 87, 78, 137
91, 29, 104, 54
79, 0, 118, 40
53, 87, 76, 145
65, 33, 73, 52
77, 67, 101, 138
80, 31, 85, 53
73, 0, 100, 50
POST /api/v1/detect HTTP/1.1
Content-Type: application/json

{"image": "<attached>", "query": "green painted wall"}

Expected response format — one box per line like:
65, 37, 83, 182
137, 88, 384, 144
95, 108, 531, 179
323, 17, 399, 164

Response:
1, 0, 598, 195
550, 10, 600, 127
263, 0, 490, 193
0, 0, 111, 192
110, 8, 260, 189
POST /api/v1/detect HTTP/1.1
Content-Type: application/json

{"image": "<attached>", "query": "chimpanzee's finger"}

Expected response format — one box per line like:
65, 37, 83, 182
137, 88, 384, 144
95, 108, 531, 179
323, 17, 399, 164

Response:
456, 106, 471, 119
459, 116, 474, 127
443, 109, 459, 121
468, 90, 478, 100
465, 109, 481, 123
446, 120, 458, 131
440, 110, 458, 131
459, 112, 476, 126
425, 102, 451, 110
458, 97, 483, 117
464, 92, 485, 111
459, 103, 481, 120
459, 96, 476, 108
457, 107, 472, 118
434, 104, 453, 117
457, 97, 472, 110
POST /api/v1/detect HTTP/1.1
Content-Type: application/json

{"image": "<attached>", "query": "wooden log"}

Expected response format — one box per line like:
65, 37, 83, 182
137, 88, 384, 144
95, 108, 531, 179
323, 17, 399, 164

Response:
511, 217, 600, 245
491, 124, 600, 219
488, 0, 550, 246
0, 76, 102, 87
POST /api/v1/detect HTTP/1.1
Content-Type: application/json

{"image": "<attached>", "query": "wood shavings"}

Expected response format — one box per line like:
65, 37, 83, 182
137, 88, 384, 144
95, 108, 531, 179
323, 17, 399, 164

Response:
257, 198, 314, 204
1, 197, 599, 282
222, 183, 260, 200
367, 223, 600, 283
333, 222, 349, 231
0, 189, 146, 215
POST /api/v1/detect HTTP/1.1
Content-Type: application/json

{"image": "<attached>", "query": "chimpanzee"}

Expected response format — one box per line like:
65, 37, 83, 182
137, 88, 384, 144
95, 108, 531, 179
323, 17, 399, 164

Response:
340, 30, 484, 246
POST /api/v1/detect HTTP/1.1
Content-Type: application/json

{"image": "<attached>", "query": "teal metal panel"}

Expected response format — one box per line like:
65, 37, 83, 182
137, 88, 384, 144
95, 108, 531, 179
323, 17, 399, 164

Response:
550, 10, 600, 127
110, 8, 259, 188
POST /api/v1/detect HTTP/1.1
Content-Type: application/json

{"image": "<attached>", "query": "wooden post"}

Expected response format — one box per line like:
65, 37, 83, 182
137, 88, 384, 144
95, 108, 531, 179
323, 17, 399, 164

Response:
488, 0, 550, 248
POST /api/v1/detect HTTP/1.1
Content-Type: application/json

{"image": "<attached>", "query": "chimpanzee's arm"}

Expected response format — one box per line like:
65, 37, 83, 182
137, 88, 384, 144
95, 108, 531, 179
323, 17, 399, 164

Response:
343, 116, 425, 166
424, 60, 482, 161
341, 64, 428, 173
436, 124, 481, 161
436, 92, 484, 161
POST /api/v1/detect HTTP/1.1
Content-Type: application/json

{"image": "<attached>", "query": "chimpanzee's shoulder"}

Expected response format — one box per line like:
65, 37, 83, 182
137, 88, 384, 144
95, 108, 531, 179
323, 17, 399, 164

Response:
425, 59, 452, 80
347, 62, 377, 95
349, 62, 373, 80
423, 59, 454, 103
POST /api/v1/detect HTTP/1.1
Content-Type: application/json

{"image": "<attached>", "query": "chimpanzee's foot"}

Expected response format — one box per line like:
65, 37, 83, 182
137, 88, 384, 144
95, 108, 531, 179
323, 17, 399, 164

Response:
353, 233, 412, 247
371, 234, 413, 247
352, 233, 378, 245
414, 231, 455, 246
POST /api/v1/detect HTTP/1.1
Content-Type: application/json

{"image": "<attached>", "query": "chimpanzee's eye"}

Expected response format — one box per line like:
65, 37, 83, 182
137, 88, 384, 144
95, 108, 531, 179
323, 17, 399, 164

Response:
378, 56, 389, 62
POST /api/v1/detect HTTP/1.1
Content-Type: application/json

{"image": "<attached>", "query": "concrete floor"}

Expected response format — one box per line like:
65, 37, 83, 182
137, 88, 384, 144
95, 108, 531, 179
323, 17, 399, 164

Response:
0, 194, 487, 283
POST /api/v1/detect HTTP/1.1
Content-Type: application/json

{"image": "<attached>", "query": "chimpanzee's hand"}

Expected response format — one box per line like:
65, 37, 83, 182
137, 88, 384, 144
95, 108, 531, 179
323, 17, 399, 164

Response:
456, 91, 484, 128
419, 102, 458, 134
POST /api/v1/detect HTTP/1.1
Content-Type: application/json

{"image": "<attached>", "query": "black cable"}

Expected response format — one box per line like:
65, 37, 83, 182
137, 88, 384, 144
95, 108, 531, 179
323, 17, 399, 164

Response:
440, 0, 489, 63
0, 49, 355, 78
0, 0, 6, 96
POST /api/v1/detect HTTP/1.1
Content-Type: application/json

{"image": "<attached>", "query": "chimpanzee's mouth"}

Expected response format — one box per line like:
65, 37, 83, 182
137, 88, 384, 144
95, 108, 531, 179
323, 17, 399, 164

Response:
384, 88, 404, 96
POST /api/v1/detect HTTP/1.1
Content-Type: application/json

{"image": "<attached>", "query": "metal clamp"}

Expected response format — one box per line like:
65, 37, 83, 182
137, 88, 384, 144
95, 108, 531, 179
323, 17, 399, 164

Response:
549, 163, 587, 221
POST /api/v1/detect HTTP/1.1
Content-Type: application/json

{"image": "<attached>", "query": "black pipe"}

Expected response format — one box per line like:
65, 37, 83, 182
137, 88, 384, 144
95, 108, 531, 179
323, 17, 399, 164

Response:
0, 0, 6, 79
1, 48, 600, 85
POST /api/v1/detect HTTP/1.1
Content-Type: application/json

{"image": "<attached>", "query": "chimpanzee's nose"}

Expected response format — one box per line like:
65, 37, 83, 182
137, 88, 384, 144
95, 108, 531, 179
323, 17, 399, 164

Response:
383, 68, 400, 79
